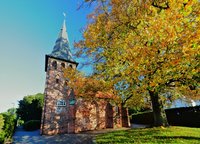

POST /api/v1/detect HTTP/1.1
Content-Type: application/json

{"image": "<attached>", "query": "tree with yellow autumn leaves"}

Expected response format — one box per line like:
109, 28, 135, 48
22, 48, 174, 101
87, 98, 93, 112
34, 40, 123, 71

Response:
74, 0, 200, 126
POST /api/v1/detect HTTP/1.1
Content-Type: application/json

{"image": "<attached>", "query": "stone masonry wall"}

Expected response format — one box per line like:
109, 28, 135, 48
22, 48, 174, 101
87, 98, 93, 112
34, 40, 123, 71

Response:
74, 99, 129, 133
41, 57, 130, 135
41, 57, 76, 135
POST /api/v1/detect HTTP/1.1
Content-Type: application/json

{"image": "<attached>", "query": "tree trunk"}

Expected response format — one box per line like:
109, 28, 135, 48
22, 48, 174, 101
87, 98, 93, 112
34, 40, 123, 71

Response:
149, 90, 169, 127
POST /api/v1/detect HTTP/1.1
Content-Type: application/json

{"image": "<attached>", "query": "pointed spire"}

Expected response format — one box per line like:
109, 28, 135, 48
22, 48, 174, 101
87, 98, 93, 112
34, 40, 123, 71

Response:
50, 14, 75, 62
58, 19, 69, 43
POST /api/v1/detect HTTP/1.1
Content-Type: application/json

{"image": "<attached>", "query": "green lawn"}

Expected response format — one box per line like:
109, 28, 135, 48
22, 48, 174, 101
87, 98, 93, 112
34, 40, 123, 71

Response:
95, 126, 200, 144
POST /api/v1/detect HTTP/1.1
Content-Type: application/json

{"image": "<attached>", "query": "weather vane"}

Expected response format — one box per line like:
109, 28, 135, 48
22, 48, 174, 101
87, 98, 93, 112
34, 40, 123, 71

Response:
63, 12, 66, 19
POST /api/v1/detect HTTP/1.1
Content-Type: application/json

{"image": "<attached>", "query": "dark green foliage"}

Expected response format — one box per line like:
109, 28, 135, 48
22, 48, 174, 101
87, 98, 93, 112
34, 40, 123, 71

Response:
17, 93, 44, 123
23, 120, 41, 131
131, 106, 200, 127
0, 112, 17, 144
0, 131, 5, 144
128, 107, 151, 115
131, 111, 154, 125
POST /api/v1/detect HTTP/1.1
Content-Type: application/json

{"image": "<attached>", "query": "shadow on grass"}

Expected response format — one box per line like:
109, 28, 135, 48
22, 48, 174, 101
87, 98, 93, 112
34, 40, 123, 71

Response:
154, 136, 200, 140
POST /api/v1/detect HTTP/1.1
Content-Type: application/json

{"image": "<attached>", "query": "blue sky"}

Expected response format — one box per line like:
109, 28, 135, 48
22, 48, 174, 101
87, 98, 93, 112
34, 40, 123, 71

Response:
0, 0, 92, 112
0, 1, 198, 113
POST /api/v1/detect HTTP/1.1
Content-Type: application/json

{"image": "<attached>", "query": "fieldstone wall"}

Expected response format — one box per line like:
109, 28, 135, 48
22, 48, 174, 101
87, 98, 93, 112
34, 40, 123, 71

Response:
41, 57, 130, 135
75, 99, 107, 132
74, 99, 129, 133
41, 58, 76, 135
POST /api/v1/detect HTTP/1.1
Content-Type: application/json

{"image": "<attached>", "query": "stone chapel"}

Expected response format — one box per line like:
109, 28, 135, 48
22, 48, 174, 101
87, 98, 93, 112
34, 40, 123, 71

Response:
40, 18, 130, 135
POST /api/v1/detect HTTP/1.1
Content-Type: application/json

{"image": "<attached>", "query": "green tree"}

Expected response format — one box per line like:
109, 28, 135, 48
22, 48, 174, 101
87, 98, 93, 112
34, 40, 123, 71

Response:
0, 108, 18, 143
17, 93, 44, 123
76, 0, 200, 126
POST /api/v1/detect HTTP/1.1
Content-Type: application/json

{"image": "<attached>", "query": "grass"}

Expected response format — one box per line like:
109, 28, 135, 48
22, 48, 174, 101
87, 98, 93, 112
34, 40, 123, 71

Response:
95, 126, 200, 144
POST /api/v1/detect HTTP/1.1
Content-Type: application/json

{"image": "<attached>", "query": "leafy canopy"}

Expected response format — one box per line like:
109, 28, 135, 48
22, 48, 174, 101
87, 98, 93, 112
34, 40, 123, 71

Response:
17, 93, 44, 122
76, 0, 200, 106
63, 68, 120, 103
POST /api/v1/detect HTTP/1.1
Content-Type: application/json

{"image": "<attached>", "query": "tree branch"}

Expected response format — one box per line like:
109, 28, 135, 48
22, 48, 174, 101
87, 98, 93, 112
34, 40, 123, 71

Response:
152, 1, 169, 10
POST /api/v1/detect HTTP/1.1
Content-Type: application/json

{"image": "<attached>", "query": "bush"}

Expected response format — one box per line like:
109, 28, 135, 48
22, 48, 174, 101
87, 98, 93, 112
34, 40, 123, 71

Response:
0, 131, 5, 144
131, 111, 154, 125
0, 113, 17, 143
23, 120, 41, 131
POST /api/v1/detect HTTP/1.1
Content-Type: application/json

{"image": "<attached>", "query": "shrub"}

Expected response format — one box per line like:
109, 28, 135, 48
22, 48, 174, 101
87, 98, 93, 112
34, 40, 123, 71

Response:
23, 120, 41, 131
131, 111, 154, 125
0, 113, 17, 143
0, 131, 5, 144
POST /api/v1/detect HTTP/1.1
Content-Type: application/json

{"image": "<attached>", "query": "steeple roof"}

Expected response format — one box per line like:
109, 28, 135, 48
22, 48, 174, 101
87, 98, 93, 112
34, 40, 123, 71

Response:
50, 19, 75, 62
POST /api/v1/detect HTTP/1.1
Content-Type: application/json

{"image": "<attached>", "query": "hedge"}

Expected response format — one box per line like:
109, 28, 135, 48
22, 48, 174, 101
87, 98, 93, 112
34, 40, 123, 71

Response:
0, 131, 5, 144
0, 113, 17, 144
131, 106, 200, 127
23, 120, 41, 131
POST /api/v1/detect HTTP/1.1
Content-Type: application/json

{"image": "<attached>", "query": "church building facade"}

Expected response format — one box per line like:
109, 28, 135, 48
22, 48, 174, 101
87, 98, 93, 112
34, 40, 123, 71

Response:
40, 18, 130, 135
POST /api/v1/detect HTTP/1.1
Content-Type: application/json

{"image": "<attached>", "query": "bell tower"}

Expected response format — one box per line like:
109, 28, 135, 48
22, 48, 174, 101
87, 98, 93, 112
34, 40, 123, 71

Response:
41, 16, 78, 135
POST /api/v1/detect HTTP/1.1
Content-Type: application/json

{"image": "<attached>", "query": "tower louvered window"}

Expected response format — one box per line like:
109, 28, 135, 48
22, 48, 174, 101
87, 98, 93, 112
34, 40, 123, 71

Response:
52, 61, 57, 70
61, 63, 65, 68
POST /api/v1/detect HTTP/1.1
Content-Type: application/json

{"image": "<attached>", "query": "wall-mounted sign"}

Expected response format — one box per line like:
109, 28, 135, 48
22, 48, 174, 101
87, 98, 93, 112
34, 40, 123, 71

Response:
69, 99, 76, 105
57, 99, 66, 106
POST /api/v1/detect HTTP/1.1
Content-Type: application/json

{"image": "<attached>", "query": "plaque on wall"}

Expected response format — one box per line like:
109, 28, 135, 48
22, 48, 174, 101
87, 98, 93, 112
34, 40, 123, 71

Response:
69, 99, 76, 105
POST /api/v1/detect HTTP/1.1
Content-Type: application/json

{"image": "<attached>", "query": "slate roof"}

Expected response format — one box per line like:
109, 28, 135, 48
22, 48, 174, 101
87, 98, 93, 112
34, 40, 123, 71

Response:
50, 19, 75, 62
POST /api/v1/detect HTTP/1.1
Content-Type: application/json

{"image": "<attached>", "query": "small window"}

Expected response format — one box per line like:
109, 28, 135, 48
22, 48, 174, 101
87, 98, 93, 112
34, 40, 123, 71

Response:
61, 63, 65, 68
69, 64, 73, 68
52, 61, 57, 70
57, 100, 66, 106
56, 79, 59, 84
